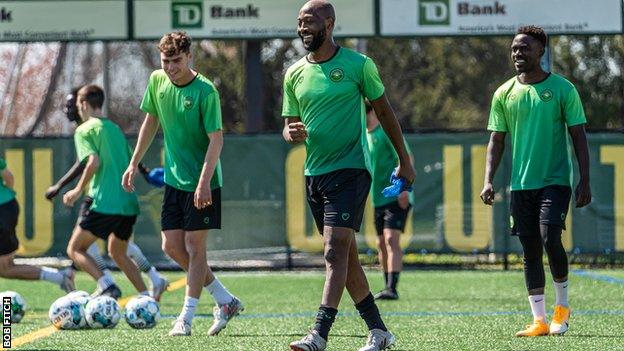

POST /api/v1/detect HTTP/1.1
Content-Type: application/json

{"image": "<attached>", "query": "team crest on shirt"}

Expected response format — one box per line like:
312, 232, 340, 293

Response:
540, 89, 553, 102
159, 92, 165, 99
329, 68, 344, 82
183, 96, 194, 109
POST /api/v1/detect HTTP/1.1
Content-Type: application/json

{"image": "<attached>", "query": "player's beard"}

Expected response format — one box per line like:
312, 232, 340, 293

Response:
301, 26, 326, 52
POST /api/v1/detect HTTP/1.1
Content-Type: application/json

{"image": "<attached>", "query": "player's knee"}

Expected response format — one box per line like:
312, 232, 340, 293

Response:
162, 242, 182, 260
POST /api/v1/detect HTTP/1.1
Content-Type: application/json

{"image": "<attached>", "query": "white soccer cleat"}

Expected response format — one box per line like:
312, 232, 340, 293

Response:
150, 276, 169, 302
289, 330, 327, 351
59, 268, 76, 293
358, 329, 396, 351
549, 305, 570, 336
169, 319, 192, 336
208, 297, 244, 336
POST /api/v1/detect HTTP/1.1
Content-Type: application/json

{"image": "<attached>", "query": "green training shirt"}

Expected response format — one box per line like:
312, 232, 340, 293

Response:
282, 47, 385, 176
0, 157, 16, 206
74, 118, 140, 216
140, 70, 223, 192
488, 73, 586, 191
367, 125, 413, 207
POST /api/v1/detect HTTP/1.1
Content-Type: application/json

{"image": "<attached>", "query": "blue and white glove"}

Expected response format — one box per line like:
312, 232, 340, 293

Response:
145, 167, 165, 188
382, 168, 413, 198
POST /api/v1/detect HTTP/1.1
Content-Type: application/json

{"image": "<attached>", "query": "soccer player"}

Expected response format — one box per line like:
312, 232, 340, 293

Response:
283, 2, 414, 350
63, 84, 150, 299
46, 88, 169, 301
480, 26, 591, 337
365, 101, 414, 301
122, 31, 243, 337
0, 158, 75, 292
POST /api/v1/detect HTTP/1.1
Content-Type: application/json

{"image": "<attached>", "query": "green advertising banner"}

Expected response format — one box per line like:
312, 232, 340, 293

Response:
1, 133, 623, 265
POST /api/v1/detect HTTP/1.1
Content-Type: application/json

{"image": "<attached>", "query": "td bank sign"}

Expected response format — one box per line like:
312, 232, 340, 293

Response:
419, 0, 507, 26
171, 1, 262, 29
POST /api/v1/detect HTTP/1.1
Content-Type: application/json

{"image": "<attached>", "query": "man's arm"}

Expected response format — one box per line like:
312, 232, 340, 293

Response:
370, 94, 415, 183
1, 168, 14, 190
194, 130, 223, 209
63, 154, 99, 207
45, 159, 86, 200
568, 124, 591, 207
122, 113, 160, 192
283, 117, 307, 144
480, 131, 506, 205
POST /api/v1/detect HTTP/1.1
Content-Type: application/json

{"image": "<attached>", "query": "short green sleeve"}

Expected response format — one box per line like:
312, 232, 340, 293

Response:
0, 158, 5, 171
281, 71, 300, 117
564, 87, 587, 127
140, 72, 159, 116
202, 91, 223, 133
487, 92, 508, 132
74, 129, 97, 162
362, 58, 385, 101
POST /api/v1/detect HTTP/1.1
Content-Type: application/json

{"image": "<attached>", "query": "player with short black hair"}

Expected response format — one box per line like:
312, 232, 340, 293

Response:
63, 84, 149, 300
481, 25, 591, 337
46, 87, 169, 301
283, 2, 414, 350
123, 31, 243, 337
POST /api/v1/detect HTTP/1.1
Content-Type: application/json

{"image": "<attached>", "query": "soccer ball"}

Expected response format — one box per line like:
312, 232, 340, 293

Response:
124, 296, 161, 329
48, 296, 87, 330
85, 296, 121, 329
0, 291, 26, 323
66, 290, 90, 307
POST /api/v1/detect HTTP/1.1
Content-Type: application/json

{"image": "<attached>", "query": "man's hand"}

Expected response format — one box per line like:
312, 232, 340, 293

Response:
575, 180, 591, 208
45, 185, 61, 200
285, 122, 308, 143
194, 183, 212, 210
122, 165, 138, 193
398, 191, 410, 209
480, 183, 495, 205
62, 188, 81, 207
396, 163, 415, 185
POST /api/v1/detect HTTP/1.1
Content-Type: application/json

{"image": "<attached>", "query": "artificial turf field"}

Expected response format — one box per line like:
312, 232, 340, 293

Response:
3, 269, 624, 351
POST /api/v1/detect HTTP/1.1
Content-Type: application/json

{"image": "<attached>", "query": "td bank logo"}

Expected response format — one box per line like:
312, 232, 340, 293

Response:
419, 0, 450, 26
172, 1, 203, 29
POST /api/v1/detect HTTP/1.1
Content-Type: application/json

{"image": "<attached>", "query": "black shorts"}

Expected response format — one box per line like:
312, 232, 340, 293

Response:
0, 199, 19, 256
510, 185, 572, 236
78, 197, 137, 241
161, 185, 221, 231
306, 168, 371, 234
374, 201, 411, 236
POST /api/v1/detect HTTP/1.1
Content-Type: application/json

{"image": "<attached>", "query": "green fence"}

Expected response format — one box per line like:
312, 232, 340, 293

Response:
1, 133, 623, 266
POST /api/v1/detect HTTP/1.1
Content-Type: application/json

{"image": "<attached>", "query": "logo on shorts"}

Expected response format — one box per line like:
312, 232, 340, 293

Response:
560, 212, 566, 221
183, 96, 194, 109
540, 89, 553, 102
341, 213, 350, 221
509, 215, 514, 229
203, 217, 210, 224
329, 68, 344, 82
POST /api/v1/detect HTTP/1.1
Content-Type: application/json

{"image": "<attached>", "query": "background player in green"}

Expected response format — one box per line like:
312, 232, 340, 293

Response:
46, 87, 169, 301
63, 84, 150, 299
0, 157, 75, 292
480, 26, 591, 337
282, 2, 415, 350
122, 31, 243, 337
365, 101, 414, 301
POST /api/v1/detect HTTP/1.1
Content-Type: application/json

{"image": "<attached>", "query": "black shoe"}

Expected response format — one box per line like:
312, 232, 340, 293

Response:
374, 288, 399, 300
98, 284, 122, 300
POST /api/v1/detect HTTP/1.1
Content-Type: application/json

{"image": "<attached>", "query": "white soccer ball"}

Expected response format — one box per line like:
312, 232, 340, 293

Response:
48, 296, 87, 330
0, 291, 26, 323
124, 296, 161, 329
85, 296, 121, 329
66, 290, 90, 307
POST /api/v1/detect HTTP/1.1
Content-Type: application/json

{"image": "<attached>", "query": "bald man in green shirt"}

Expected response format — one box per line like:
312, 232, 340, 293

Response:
283, 2, 414, 350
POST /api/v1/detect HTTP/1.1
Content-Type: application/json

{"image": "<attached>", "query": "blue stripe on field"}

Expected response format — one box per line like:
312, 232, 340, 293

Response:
159, 309, 624, 320
572, 269, 624, 285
